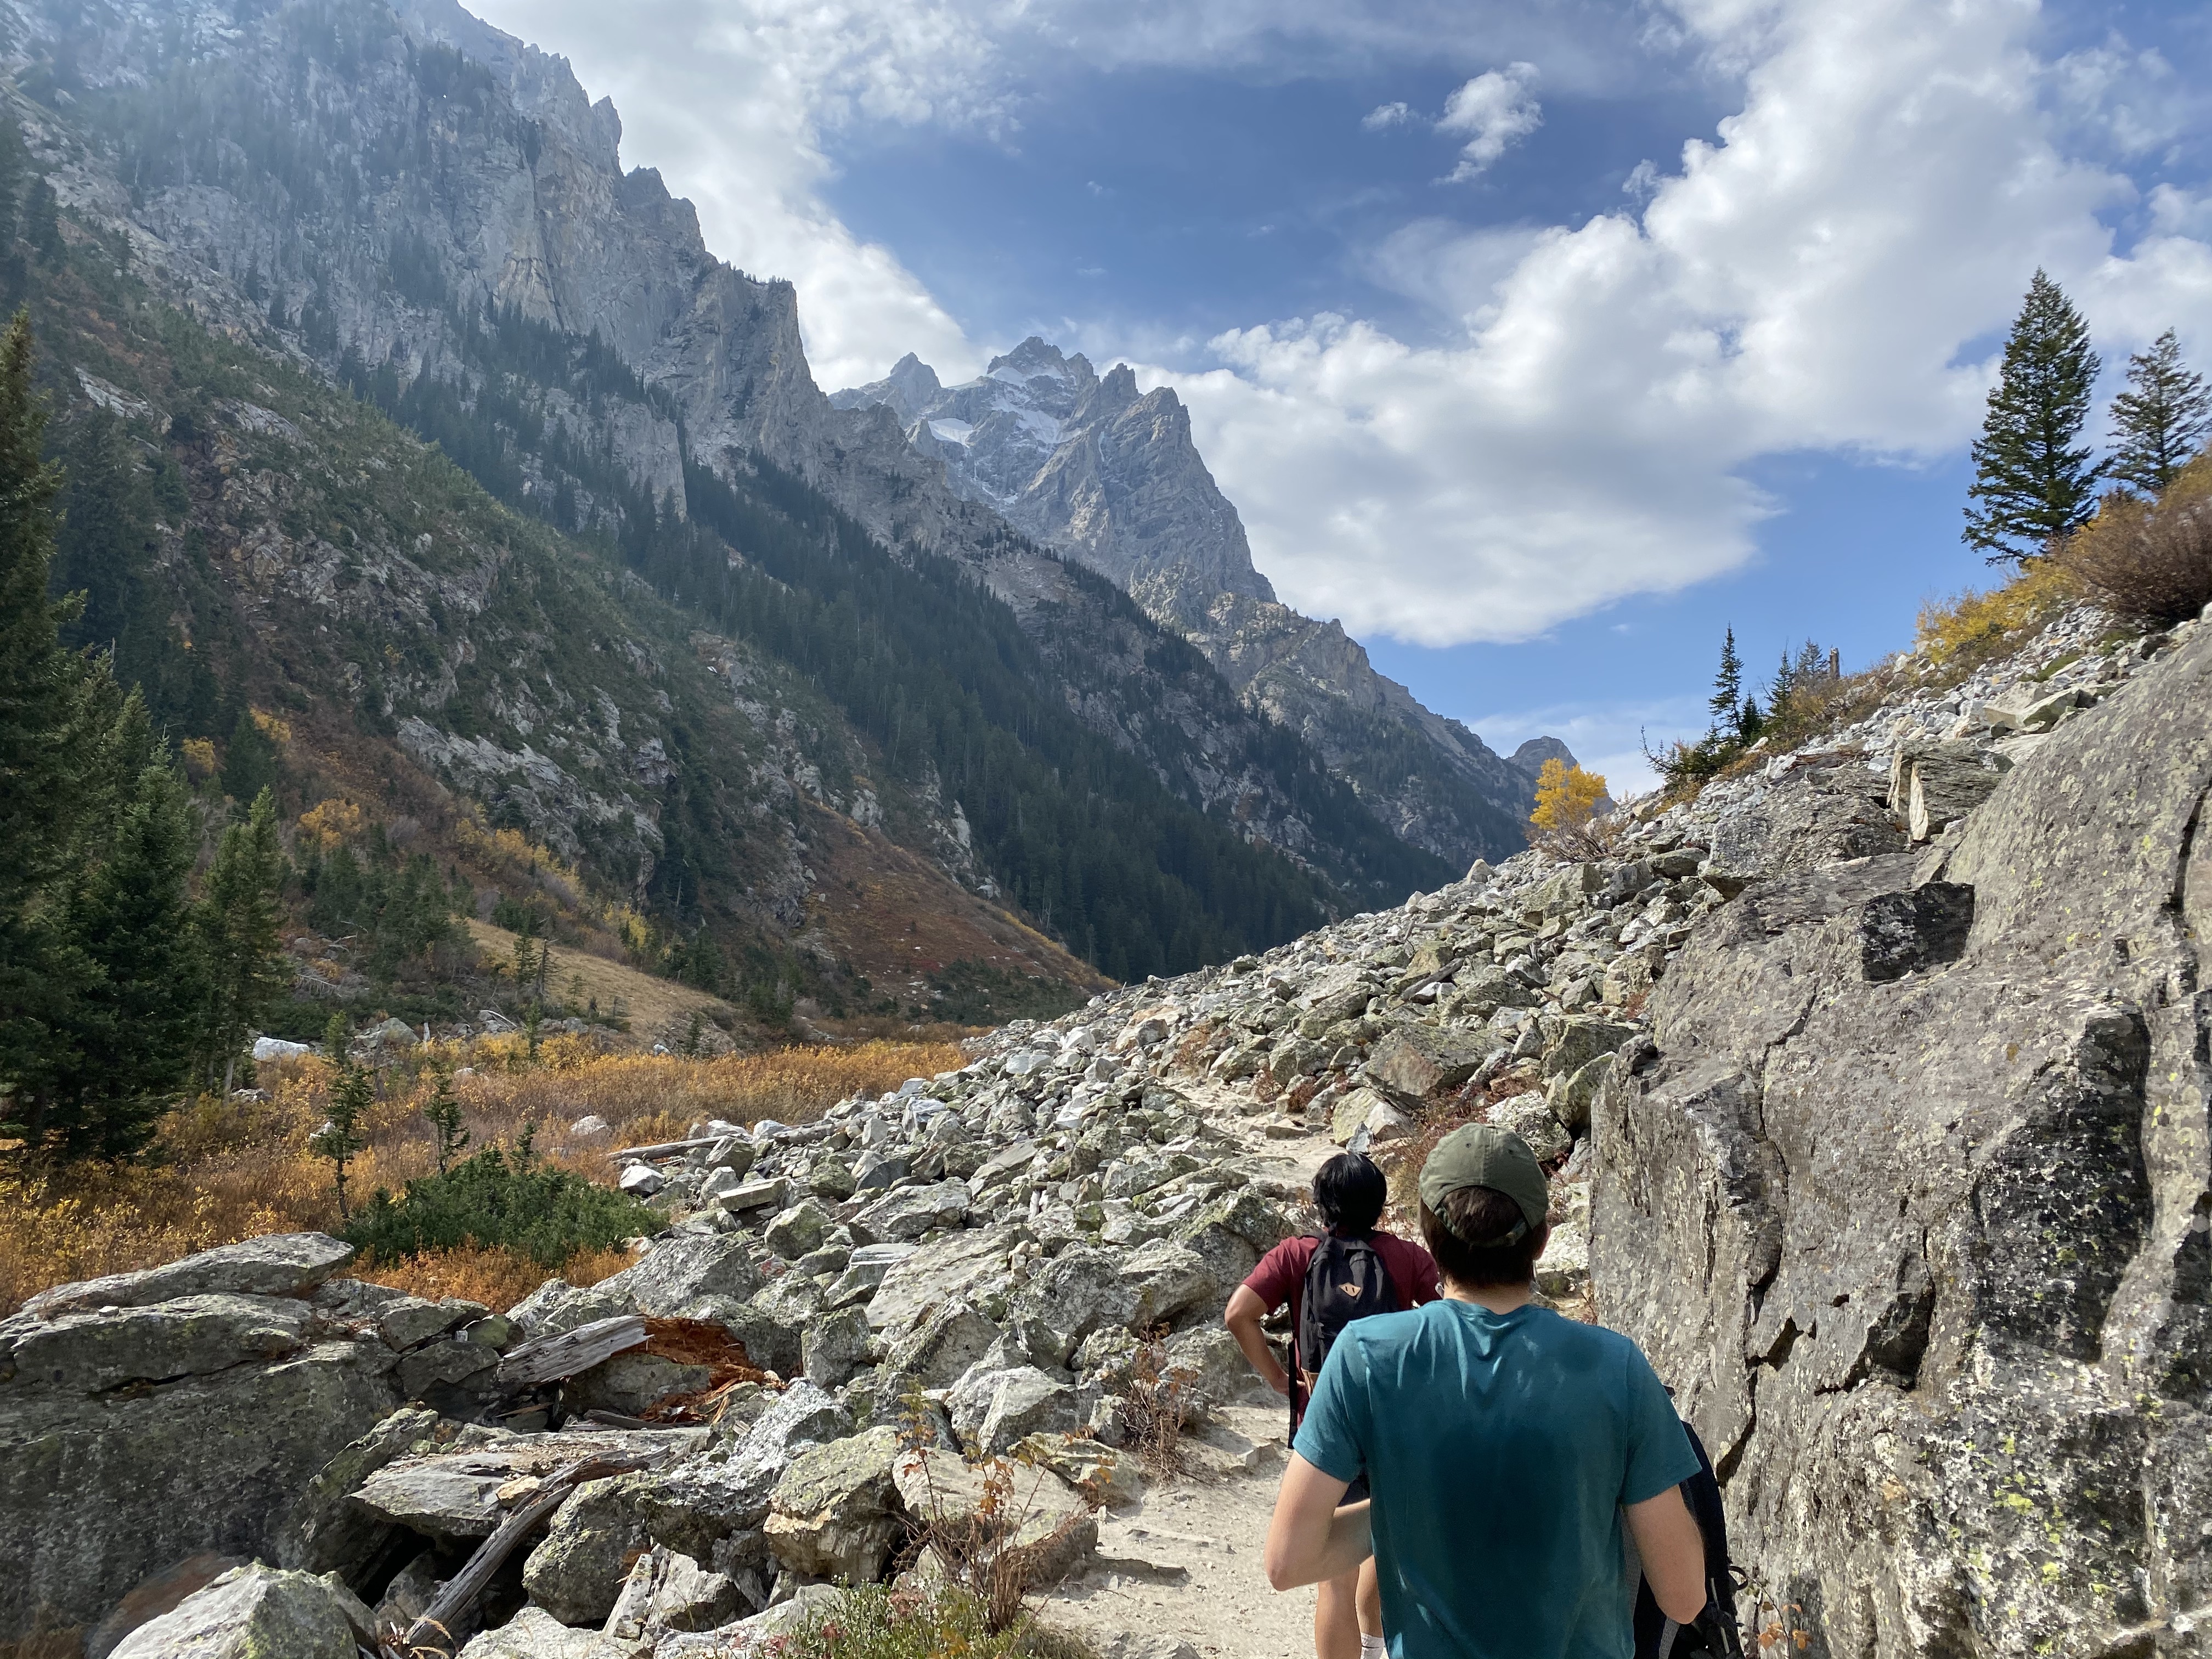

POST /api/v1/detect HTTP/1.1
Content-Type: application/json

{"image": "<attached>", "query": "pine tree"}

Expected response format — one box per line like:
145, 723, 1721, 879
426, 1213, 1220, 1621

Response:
43, 728, 208, 1159
421, 1058, 469, 1174
198, 787, 287, 1093
313, 1054, 371, 1220
1965, 271, 2102, 562
1707, 628, 1743, 737
2107, 329, 2211, 496
0, 309, 98, 1152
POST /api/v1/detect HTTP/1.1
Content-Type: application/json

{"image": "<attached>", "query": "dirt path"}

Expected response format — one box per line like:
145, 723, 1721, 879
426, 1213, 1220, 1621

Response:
1036, 1093, 1342, 1658
1040, 1406, 1315, 1659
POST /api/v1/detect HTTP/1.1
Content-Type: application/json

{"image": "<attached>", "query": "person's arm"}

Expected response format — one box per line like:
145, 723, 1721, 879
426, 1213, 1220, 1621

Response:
1624, 1486, 1706, 1625
1224, 1283, 1291, 1396
1264, 1453, 1370, 1590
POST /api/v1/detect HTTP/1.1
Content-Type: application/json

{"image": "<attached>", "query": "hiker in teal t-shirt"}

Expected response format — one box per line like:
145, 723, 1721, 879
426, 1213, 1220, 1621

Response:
1263, 1125, 1709, 1659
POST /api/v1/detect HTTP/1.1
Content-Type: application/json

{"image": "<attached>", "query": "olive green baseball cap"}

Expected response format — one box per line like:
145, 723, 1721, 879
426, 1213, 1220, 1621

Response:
1418, 1124, 1550, 1240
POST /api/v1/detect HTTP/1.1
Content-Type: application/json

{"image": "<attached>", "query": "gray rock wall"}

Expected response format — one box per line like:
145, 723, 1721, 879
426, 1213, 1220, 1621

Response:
1592, 627, 2212, 1656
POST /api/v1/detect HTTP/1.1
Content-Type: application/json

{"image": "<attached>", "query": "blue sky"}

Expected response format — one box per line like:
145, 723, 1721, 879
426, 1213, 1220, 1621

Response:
479, 0, 2212, 791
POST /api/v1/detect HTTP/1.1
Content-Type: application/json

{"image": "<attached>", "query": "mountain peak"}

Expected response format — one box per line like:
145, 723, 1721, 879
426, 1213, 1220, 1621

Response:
988, 336, 1096, 390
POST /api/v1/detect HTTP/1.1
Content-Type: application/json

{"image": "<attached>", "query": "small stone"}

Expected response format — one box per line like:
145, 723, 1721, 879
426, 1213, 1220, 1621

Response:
618, 1164, 664, 1198
802, 1306, 874, 1389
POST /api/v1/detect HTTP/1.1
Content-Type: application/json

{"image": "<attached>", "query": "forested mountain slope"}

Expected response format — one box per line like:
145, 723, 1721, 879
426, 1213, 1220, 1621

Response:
0, 0, 1462, 1007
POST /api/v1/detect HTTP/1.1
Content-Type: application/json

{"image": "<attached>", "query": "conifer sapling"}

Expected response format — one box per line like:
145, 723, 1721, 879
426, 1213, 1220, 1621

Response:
1707, 628, 1743, 738
421, 1058, 469, 1175
313, 1019, 370, 1220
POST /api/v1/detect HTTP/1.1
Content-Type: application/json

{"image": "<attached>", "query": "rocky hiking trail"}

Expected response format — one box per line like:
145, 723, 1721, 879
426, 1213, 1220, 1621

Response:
4, 596, 2210, 1659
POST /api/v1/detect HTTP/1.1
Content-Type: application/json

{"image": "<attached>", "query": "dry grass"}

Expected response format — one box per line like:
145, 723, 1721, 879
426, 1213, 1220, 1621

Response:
462, 917, 737, 1037
1915, 556, 2077, 674
2061, 464, 2212, 625
359, 1242, 631, 1309
0, 1039, 962, 1317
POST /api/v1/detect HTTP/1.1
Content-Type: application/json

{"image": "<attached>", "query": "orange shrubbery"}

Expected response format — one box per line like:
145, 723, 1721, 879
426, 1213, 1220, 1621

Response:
358, 1242, 632, 1309
0, 1038, 962, 1317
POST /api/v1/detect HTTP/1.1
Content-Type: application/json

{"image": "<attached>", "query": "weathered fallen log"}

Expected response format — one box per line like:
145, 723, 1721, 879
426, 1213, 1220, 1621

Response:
389, 1454, 640, 1656
493, 1315, 646, 1392
606, 1135, 726, 1160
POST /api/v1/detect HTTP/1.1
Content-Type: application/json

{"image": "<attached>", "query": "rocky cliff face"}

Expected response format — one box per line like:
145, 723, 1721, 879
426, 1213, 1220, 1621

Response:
1592, 612, 2212, 1656
834, 338, 1277, 624
835, 341, 1554, 865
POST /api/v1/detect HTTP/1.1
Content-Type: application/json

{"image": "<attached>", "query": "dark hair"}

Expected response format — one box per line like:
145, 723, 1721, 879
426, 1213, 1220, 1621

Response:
1420, 1188, 1549, 1289
1313, 1152, 1387, 1234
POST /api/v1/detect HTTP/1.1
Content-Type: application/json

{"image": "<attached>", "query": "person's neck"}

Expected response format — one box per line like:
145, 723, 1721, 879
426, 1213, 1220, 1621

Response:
1442, 1279, 1536, 1315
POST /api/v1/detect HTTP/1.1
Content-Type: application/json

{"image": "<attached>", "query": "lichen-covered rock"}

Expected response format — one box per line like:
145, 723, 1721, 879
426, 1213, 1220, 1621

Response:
760, 1200, 831, 1260
456, 1605, 647, 1658
23, 1235, 357, 1319
593, 1234, 764, 1318
892, 1445, 1097, 1583
1593, 627, 2212, 1659
602, 1545, 742, 1640
523, 1386, 844, 1623
801, 1306, 873, 1389
108, 1564, 358, 1659
764, 1426, 906, 1582
849, 1180, 972, 1244
946, 1365, 1083, 1458
882, 1301, 1000, 1390
564, 1351, 713, 1417
864, 1229, 1020, 1340
1366, 1024, 1499, 1099
276, 1405, 441, 1577
0, 1306, 400, 1641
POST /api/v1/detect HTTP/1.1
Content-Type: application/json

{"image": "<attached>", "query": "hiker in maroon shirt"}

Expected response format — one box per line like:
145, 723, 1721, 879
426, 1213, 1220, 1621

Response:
1224, 1152, 1438, 1659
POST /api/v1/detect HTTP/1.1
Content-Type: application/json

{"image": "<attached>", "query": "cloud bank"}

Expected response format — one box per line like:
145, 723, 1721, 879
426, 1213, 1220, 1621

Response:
1154, 0, 2212, 644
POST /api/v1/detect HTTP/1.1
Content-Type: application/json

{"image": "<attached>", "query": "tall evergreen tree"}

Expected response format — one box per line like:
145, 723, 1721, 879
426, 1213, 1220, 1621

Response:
1965, 271, 2102, 563
0, 309, 96, 1149
2107, 329, 2212, 496
41, 723, 207, 1158
197, 787, 286, 1094
1707, 628, 1743, 737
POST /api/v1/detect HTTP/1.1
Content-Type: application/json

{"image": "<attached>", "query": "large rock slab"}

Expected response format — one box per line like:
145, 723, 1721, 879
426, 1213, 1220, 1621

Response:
23, 1234, 357, 1318
592, 1235, 765, 1318
893, 1445, 1098, 1584
522, 1385, 846, 1625
1591, 629, 2212, 1659
1009, 1239, 1220, 1365
1365, 1024, 1499, 1099
353, 1427, 702, 1540
1, 1294, 315, 1392
0, 1325, 400, 1641
108, 1564, 358, 1659
864, 1228, 1020, 1339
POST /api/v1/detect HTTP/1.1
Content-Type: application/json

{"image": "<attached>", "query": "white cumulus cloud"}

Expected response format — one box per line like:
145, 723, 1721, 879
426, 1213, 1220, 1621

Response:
1438, 63, 1543, 179
1143, 0, 2212, 646
1362, 101, 1413, 131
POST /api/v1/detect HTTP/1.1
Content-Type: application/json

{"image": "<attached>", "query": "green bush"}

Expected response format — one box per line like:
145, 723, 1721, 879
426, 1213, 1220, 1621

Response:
772, 1585, 1093, 1659
346, 1139, 659, 1268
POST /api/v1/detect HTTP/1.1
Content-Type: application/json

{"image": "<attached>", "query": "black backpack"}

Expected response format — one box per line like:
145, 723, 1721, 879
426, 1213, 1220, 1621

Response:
1633, 1418, 1743, 1659
1290, 1233, 1398, 1424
